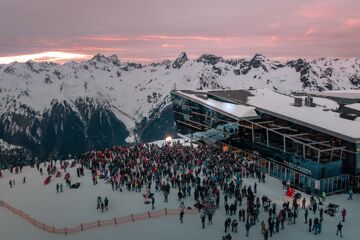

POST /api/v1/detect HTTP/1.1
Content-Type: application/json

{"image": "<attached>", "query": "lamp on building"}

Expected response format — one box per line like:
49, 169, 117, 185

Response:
165, 136, 172, 143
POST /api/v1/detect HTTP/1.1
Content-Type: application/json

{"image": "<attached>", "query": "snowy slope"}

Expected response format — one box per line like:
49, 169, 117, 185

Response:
0, 53, 359, 162
0, 158, 358, 240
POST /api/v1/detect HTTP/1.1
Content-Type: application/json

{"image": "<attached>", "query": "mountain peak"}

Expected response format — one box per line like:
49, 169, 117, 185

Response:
197, 54, 222, 65
172, 52, 188, 69
90, 53, 120, 66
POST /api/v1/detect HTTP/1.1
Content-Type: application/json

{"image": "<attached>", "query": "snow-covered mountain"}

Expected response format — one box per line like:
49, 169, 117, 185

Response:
0, 52, 359, 163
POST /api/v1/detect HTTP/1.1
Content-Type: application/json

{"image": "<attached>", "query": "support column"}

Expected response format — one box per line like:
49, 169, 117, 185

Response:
266, 129, 269, 146
251, 124, 254, 142
356, 143, 360, 174
283, 136, 286, 152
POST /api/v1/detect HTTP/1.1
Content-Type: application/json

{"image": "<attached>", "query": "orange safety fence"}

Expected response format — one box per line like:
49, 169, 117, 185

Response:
0, 200, 198, 235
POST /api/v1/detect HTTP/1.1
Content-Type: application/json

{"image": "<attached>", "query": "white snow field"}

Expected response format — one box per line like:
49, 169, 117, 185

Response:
0, 149, 358, 240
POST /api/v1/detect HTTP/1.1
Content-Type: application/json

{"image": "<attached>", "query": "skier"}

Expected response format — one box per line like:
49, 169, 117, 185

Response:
336, 222, 343, 238
231, 219, 238, 233
9, 180, 12, 188
261, 173, 266, 183
321, 191, 326, 202
245, 221, 251, 237
263, 228, 269, 240
348, 188, 353, 200
225, 202, 230, 215
304, 207, 309, 223
180, 209, 184, 224
104, 197, 109, 210
97, 196, 102, 210
261, 220, 266, 235
308, 218, 312, 232
341, 208, 346, 222
151, 196, 155, 210
302, 197, 306, 209
208, 212, 213, 225
201, 212, 206, 229
225, 218, 231, 232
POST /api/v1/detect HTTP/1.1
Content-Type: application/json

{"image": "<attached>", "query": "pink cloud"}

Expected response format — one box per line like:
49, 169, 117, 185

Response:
269, 22, 280, 28
268, 35, 280, 43
297, 2, 335, 19
345, 18, 360, 27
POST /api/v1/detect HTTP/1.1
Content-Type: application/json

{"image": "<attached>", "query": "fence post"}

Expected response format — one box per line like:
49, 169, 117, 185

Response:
165, 208, 167, 215
81, 224, 83, 231
98, 220, 101, 227
148, 211, 151, 218
114, 218, 117, 225
131, 214, 134, 222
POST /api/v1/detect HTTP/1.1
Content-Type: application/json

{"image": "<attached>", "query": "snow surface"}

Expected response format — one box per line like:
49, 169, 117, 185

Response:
314, 90, 360, 100
346, 103, 360, 112
179, 91, 258, 119
248, 89, 360, 140
0, 155, 358, 240
0, 139, 22, 150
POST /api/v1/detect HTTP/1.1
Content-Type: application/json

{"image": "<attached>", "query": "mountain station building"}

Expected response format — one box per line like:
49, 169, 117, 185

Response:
171, 88, 360, 194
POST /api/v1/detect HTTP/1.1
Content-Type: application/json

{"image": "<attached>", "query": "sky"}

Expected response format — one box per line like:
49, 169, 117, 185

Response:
0, 0, 360, 64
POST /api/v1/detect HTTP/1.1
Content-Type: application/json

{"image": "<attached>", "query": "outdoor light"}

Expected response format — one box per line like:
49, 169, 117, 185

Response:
165, 136, 172, 143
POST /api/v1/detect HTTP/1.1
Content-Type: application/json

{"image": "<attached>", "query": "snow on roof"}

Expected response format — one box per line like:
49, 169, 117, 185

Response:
346, 103, 360, 111
178, 91, 258, 120
248, 89, 360, 142
313, 89, 360, 100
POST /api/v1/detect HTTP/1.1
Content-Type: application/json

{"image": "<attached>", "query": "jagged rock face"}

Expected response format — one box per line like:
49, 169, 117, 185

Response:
172, 52, 188, 69
0, 53, 359, 164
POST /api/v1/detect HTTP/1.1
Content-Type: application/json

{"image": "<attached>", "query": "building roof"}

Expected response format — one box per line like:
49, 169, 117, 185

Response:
246, 89, 360, 143
346, 103, 360, 112
312, 89, 360, 100
174, 89, 360, 143
176, 91, 259, 120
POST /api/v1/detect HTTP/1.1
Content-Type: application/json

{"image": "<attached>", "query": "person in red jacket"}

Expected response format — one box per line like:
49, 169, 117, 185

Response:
341, 208, 346, 222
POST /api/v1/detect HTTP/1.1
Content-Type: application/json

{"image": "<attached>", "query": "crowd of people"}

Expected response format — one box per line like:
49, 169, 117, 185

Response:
1, 140, 356, 239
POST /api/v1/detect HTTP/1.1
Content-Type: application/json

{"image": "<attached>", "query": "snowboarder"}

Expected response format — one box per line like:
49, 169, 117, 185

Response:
336, 222, 343, 238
